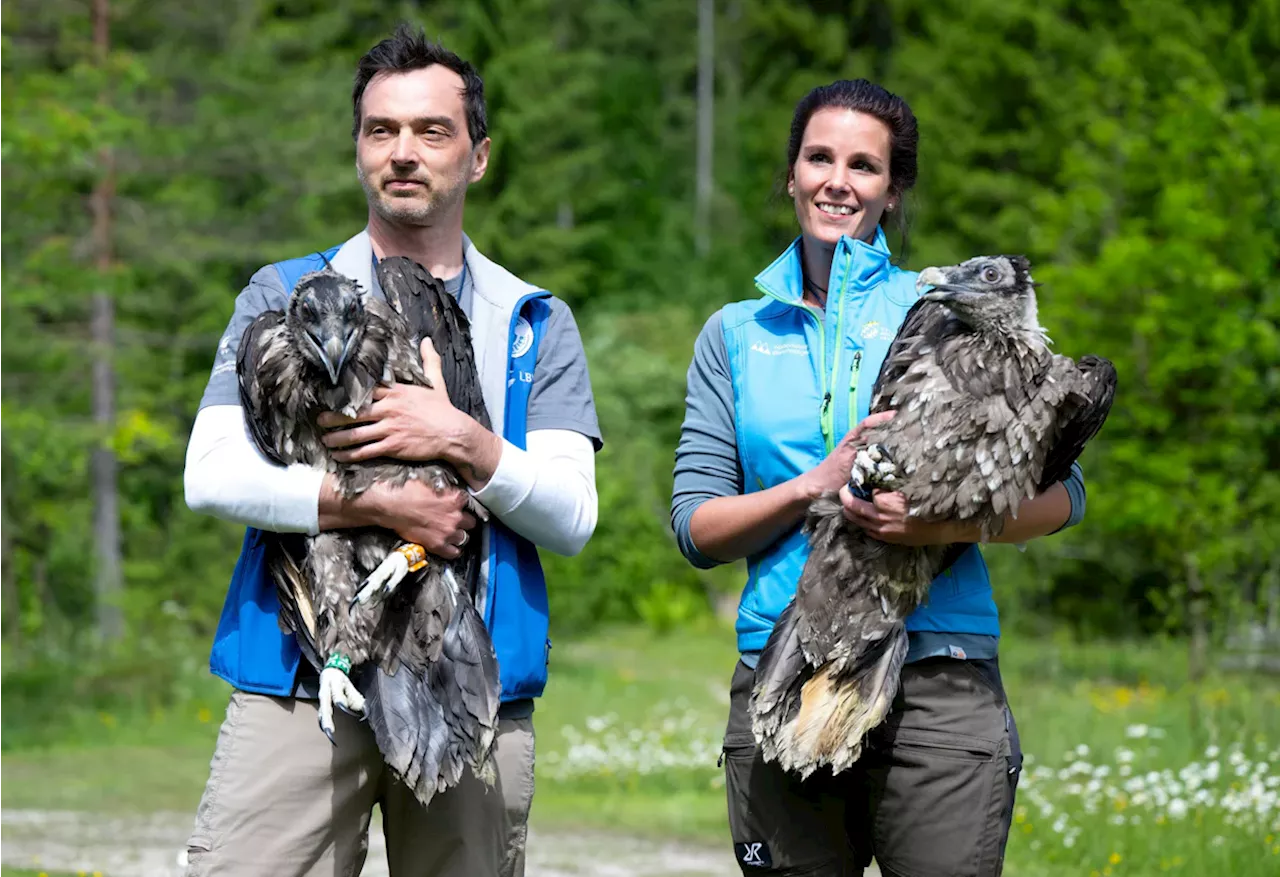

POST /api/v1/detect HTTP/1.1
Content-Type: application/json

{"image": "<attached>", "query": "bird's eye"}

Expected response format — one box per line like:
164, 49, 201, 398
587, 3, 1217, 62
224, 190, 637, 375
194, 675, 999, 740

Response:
981, 266, 1000, 283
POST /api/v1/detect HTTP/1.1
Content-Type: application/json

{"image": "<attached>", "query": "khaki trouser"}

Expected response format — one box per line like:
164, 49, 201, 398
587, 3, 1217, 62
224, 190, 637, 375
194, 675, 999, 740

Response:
184, 691, 535, 877
723, 657, 1023, 877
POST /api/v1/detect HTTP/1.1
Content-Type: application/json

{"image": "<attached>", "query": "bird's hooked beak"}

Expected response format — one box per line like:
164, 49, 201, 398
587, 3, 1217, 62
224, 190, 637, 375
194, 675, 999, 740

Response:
317, 332, 356, 386
917, 266, 983, 308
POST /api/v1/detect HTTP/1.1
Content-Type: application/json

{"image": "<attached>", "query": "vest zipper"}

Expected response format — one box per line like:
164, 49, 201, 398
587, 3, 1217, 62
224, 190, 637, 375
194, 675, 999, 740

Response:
822, 252, 853, 453
848, 350, 862, 424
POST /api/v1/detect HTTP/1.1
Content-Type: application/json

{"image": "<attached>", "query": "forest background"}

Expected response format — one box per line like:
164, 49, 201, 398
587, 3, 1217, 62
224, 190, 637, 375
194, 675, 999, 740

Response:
3, 2, 1278, 875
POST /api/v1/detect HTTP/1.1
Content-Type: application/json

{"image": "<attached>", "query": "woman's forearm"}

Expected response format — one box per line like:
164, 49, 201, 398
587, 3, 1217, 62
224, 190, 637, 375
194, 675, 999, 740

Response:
688, 476, 817, 563
949, 481, 1073, 544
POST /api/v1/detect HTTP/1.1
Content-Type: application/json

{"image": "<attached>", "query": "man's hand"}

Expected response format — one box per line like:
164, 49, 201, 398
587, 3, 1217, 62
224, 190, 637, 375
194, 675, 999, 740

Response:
318, 338, 503, 489
364, 480, 477, 560
320, 338, 465, 464
838, 486, 962, 546
795, 410, 897, 501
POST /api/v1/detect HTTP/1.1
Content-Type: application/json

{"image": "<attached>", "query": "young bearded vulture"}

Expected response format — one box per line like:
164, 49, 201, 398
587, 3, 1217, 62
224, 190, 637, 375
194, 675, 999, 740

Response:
751, 255, 1117, 779
235, 256, 500, 806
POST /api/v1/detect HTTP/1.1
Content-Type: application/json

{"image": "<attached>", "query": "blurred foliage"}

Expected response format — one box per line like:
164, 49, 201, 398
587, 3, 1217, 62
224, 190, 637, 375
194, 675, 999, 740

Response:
2, 0, 1277, 718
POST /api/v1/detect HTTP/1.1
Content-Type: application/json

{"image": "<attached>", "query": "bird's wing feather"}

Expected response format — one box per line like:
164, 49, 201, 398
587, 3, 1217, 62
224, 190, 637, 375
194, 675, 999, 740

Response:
869, 298, 953, 412
262, 532, 324, 672
377, 256, 491, 429
1038, 354, 1117, 489
236, 311, 292, 467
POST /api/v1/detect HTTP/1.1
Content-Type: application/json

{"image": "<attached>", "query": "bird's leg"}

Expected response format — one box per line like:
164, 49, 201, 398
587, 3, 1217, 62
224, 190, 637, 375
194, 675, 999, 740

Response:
351, 542, 428, 609
849, 443, 900, 500
318, 652, 366, 745
305, 533, 372, 744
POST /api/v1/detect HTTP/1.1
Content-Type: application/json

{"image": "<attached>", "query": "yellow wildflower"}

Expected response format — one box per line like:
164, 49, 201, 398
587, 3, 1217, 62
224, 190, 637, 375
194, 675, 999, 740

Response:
1110, 852, 1123, 865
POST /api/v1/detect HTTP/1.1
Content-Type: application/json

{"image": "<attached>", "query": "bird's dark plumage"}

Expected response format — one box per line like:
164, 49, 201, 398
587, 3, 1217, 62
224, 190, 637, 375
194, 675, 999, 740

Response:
235, 257, 501, 805
751, 254, 1117, 778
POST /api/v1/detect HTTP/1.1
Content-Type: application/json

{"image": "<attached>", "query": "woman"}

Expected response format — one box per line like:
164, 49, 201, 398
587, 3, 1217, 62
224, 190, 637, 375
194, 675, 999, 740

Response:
671, 80, 1087, 877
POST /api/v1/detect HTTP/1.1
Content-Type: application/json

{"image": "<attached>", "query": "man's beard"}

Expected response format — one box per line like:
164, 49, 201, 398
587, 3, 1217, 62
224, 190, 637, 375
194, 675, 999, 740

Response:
357, 165, 463, 227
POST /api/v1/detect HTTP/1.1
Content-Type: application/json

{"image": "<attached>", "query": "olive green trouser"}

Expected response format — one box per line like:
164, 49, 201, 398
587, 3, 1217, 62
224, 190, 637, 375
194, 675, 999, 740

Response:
723, 657, 1023, 877
184, 691, 534, 877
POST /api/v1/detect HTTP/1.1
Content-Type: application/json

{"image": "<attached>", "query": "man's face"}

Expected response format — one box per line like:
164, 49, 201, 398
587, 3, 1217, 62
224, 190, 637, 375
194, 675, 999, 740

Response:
355, 66, 489, 227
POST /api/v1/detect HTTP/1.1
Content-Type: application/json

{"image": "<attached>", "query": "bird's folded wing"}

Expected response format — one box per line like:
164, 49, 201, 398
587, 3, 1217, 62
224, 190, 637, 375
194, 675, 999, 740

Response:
1038, 355, 1117, 490
236, 311, 291, 467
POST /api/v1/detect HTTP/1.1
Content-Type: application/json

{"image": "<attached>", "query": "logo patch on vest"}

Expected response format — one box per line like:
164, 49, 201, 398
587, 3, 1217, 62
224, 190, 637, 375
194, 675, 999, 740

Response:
735, 842, 772, 868
860, 320, 897, 341
512, 315, 534, 358
749, 341, 807, 356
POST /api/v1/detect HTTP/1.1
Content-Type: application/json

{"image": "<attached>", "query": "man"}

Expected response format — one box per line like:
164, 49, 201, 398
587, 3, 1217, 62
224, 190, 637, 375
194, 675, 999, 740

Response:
182, 23, 601, 877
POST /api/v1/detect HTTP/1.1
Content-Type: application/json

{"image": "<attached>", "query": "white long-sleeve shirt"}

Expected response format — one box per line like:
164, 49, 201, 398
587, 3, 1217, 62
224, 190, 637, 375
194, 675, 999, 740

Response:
185, 404, 597, 556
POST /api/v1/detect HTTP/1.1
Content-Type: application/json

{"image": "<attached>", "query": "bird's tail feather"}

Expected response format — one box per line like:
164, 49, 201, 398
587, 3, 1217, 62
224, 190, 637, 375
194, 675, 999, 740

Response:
433, 568, 502, 788
360, 662, 451, 808
750, 599, 814, 762
783, 626, 908, 777
752, 615, 908, 779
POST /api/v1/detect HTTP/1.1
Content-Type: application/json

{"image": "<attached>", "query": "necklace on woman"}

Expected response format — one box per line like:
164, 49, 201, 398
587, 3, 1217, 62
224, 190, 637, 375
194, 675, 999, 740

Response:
803, 273, 828, 309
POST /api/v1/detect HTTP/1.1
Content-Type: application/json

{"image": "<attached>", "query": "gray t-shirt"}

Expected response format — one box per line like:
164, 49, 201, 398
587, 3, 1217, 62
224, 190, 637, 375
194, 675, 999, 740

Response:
200, 261, 602, 450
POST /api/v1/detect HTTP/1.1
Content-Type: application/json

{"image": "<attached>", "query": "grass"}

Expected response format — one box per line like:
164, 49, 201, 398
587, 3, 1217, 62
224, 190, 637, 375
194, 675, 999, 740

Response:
3, 621, 1279, 875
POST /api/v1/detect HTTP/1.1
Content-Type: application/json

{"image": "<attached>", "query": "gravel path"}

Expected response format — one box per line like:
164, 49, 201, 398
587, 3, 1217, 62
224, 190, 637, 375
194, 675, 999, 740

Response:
1, 808, 743, 877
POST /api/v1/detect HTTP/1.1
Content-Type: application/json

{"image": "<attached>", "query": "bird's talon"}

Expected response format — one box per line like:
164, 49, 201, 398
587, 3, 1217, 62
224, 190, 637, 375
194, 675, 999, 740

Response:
351, 550, 411, 608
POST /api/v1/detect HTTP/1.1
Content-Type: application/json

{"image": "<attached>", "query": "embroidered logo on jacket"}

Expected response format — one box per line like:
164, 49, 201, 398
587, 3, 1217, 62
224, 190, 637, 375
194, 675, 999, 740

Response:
860, 320, 897, 341
512, 315, 534, 358
749, 341, 807, 357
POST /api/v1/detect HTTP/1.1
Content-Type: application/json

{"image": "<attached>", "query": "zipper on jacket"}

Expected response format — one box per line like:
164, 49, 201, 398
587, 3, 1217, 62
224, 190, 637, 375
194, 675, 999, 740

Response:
821, 252, 853, 452
848, 350, 862, 425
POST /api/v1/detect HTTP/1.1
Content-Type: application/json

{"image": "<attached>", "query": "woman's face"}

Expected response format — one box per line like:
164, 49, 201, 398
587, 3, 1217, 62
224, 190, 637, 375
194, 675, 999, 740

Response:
789, 108, 895, 246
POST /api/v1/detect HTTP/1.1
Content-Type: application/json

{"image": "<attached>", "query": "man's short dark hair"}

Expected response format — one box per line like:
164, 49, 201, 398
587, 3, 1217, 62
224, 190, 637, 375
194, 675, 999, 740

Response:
352, 23, 487, 145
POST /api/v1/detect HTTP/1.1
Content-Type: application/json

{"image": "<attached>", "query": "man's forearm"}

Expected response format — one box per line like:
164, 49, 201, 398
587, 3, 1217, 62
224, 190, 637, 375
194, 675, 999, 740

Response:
470, 429, 598, 556
184, 405, 324, 534
441, 417, 504, 492
318, 475, 385, 532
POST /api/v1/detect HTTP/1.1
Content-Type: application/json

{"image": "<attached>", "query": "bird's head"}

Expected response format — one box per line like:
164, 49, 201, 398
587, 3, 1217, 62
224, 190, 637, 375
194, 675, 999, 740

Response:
286, 271, 368, 386
915, 255, 1044, 338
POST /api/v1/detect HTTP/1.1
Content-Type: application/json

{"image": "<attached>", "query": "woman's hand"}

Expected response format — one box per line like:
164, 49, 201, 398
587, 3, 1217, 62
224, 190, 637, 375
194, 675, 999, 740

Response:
796, 410, 897, 500
838, 486, 963, 546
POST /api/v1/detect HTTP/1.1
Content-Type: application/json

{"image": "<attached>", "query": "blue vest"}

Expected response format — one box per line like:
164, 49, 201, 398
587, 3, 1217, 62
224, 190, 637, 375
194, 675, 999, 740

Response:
723, 230, 1000, 654
208, 247, 554, 702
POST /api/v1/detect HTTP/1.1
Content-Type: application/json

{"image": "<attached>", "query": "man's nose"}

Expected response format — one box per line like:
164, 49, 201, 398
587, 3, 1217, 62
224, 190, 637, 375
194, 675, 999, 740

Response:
390, 130, 417, 166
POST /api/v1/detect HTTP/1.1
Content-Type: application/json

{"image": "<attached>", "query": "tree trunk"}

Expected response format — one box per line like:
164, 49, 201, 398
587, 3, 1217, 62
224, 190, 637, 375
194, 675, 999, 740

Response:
92, 0, 123, 642
1185, 552, 1207, 683
695, 0, 715, 257
0, 435, 16, 645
